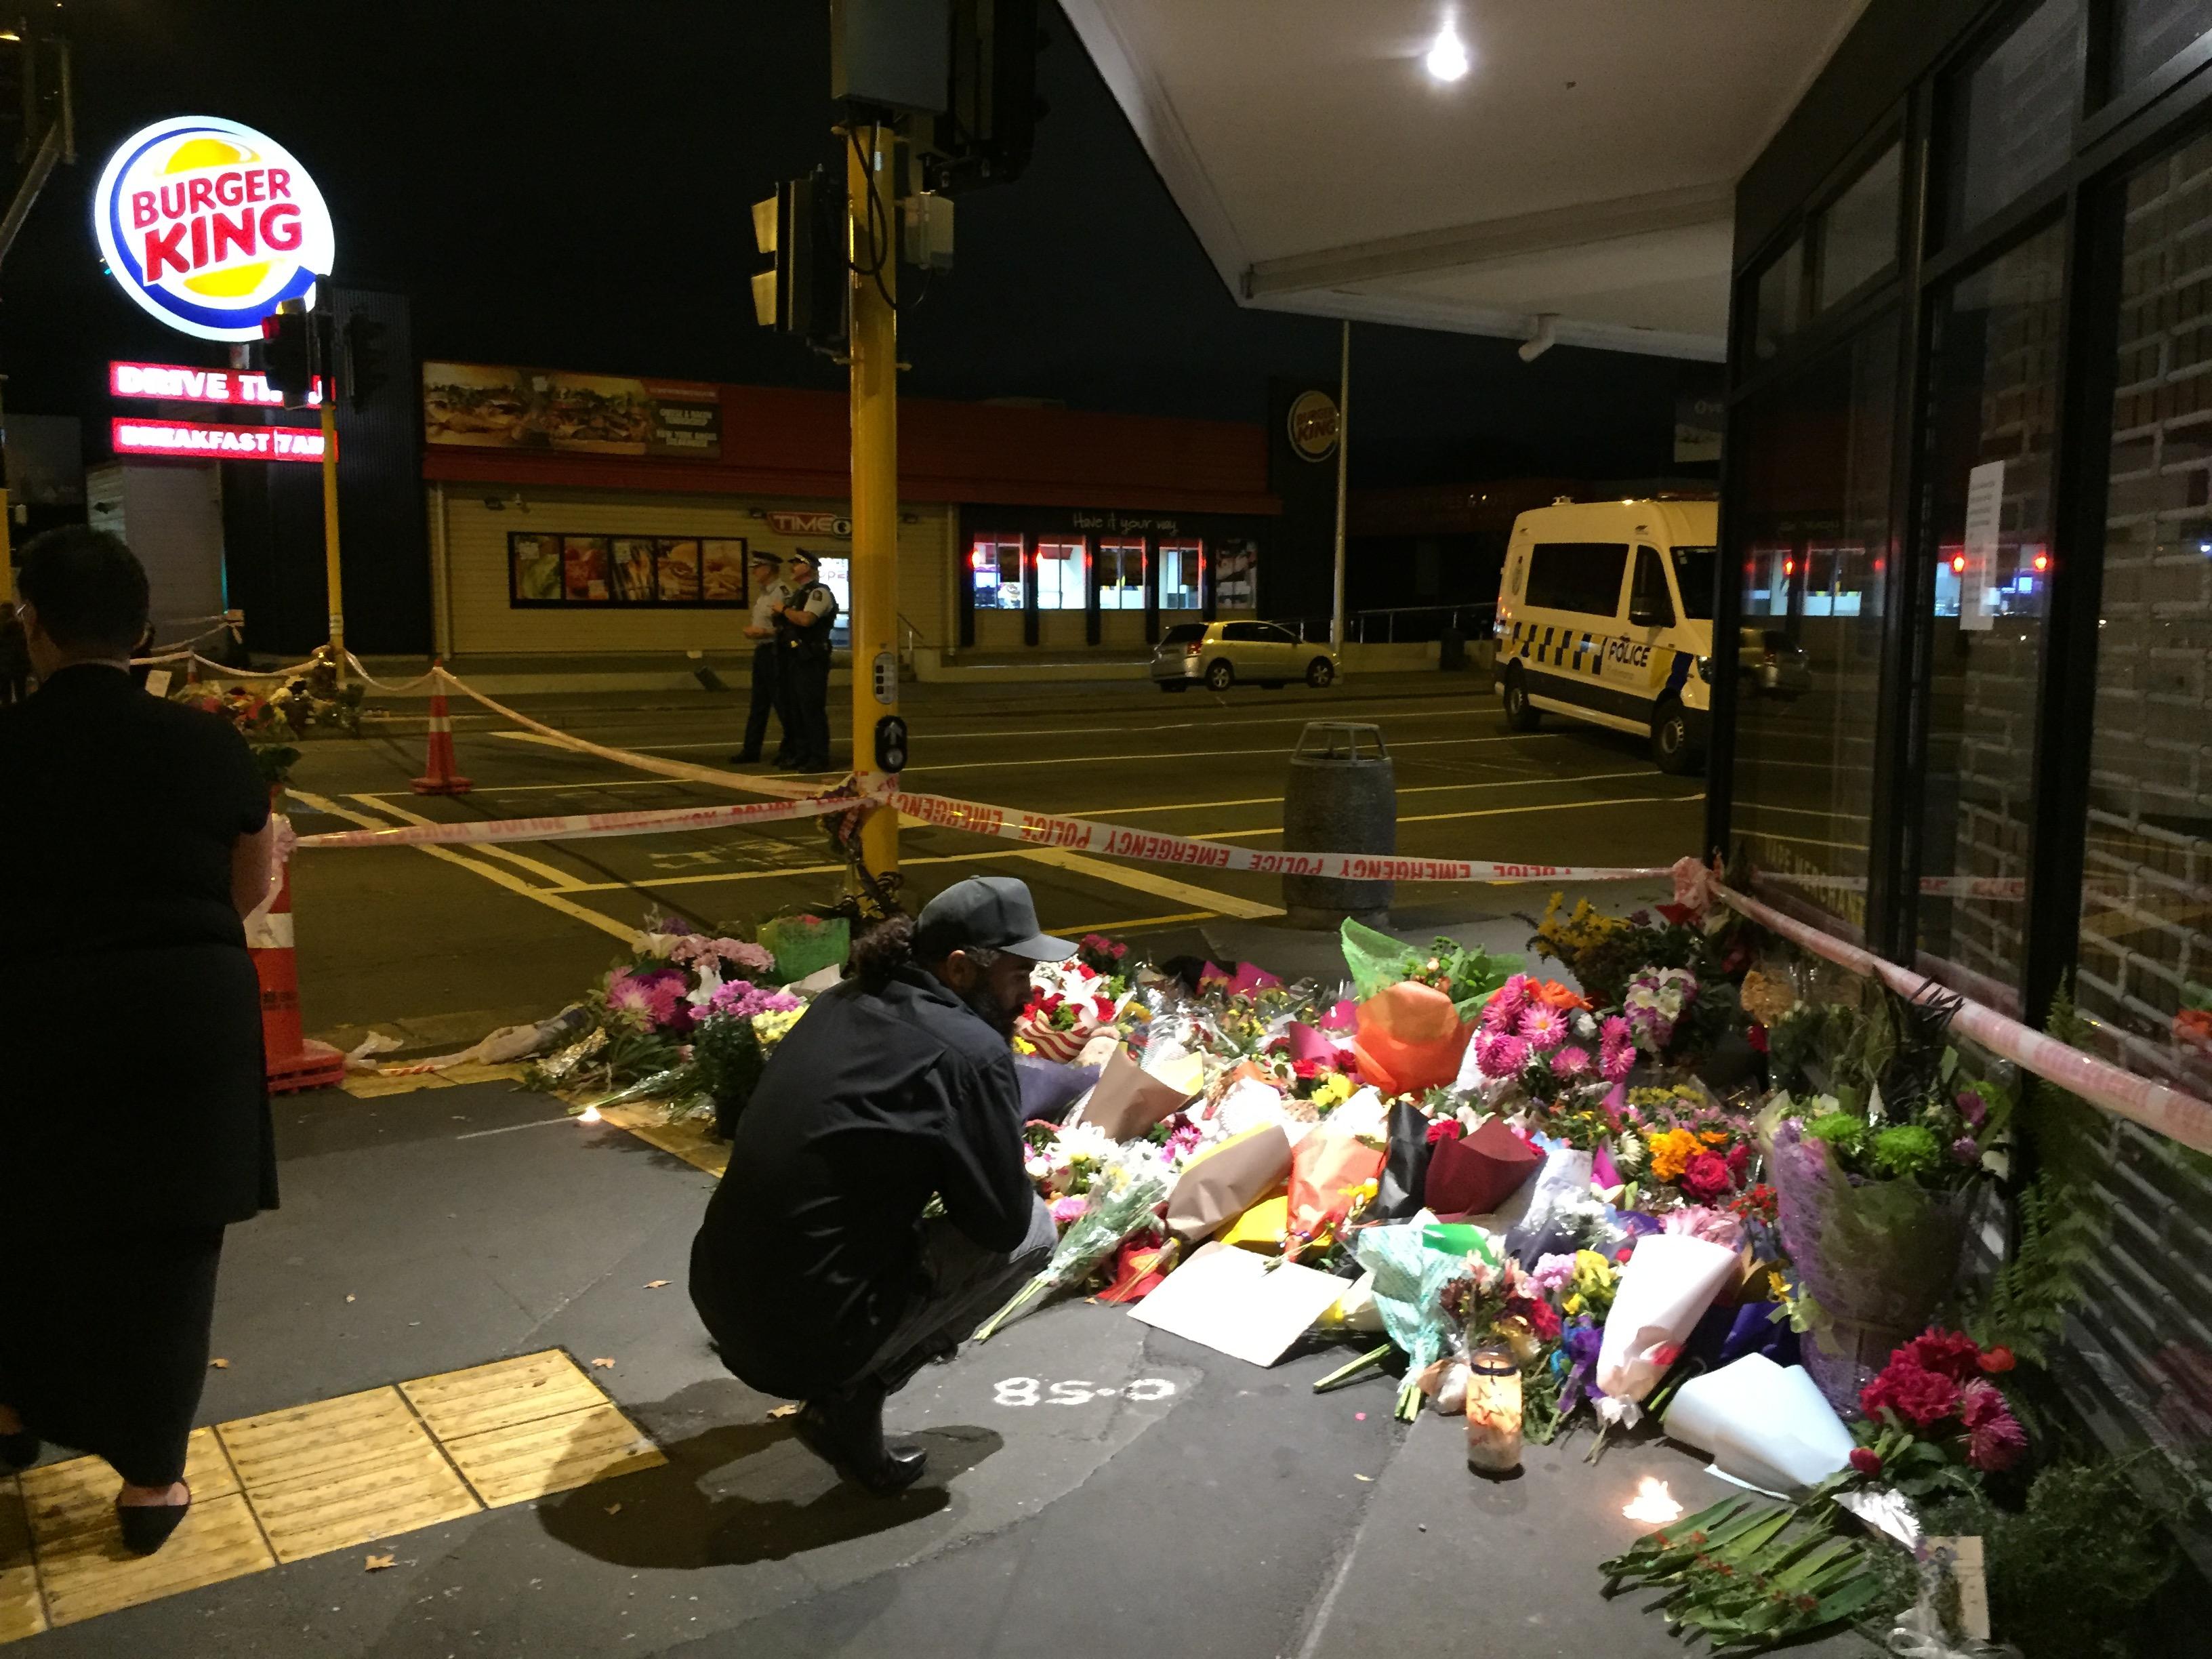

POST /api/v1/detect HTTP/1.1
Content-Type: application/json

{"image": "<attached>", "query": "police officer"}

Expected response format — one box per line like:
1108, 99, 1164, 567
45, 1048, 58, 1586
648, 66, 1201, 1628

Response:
776, 551, 838, 772
728, 550, 790, 766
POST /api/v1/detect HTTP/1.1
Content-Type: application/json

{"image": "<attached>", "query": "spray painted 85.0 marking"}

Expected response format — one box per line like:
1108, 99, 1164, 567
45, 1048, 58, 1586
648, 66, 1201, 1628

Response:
994, 1377, 1176, 1407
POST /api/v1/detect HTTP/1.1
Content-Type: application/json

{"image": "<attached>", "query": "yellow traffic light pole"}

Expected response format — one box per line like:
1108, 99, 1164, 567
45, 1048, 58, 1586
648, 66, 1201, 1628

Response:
846, 121, 899, 888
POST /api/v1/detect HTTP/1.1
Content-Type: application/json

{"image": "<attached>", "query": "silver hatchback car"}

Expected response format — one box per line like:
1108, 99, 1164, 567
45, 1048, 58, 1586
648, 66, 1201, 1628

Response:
1151, 620, 1339, 692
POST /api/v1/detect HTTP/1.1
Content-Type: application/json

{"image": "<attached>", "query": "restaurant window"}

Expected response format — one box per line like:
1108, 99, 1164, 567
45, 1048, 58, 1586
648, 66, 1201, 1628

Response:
1944, 0, 2081, 241
1034, 539, 1086, 609
1752, 234, 1806, 361
1817, 141, 1902, 308
2076, 129, 2212, 1099
1099, 541, 1145, 609
1158, 541, 1202, 610
1216, 539, 1258, 609
2113, 0, 2211, 96
970, 537, 1023, 610
1914, 220, 2068, 1012
1729, 311, 1898, 935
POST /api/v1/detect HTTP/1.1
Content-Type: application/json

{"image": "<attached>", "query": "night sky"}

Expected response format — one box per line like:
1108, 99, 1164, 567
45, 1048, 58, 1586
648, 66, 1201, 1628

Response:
3, 0, 1711, 487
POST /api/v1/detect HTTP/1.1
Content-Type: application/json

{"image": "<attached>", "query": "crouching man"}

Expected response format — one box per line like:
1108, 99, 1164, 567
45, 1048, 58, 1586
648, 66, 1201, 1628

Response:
687, 877, 1063, 1492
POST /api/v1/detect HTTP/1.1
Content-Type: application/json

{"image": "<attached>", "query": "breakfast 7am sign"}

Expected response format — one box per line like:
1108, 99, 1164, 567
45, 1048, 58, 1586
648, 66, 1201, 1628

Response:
94, 115, 336, 342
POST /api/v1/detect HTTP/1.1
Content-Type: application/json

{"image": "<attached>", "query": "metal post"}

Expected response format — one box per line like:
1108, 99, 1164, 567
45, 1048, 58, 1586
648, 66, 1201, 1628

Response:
847, 121, 899, 886
1330, 321, 1351, 649
320, 395, 344, 684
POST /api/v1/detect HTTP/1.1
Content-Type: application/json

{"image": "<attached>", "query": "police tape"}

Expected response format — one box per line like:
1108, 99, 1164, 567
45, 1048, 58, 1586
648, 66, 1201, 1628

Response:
1719, 882, 2212, 1153
293, 792, 857, 851
432, 668, 827, 803
885, 788, 1672, 884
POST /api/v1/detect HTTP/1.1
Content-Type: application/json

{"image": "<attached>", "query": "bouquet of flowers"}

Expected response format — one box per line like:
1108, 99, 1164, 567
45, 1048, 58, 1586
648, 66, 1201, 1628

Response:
1463, 975, 1627, 1109
1849, 1328, 2026, 1498
973, 1141, 1170, 1340
1624, 966, 1699, 1054
689, 978, 803, 1132
1441, 1253, 1561, 1364
1017, 958, 1126, 1063
1340, 918, 1512, 1017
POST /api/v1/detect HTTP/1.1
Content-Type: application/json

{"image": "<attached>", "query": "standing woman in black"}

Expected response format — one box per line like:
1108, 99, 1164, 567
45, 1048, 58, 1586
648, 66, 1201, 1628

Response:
0, 529, 278, 1555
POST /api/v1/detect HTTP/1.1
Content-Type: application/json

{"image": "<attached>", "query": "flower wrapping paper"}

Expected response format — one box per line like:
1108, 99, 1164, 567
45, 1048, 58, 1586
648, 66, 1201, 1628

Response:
1595, 1231, 1740, 1405
1167, 1124, 1294, 1244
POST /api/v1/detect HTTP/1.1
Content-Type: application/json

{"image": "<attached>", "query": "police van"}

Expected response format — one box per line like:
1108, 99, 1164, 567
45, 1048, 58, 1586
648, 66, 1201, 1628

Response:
1492, 497, 1719, 774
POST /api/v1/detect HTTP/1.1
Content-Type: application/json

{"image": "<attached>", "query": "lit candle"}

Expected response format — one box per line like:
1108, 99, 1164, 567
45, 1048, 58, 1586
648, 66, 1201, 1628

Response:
1622, 1477, 1683, 1524
1465, 1345, 1522, 1475
577, 1105, 604, 1124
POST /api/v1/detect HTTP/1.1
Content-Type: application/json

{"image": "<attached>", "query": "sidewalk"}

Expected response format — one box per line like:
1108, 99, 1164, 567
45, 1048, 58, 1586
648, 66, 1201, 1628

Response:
3, 1073, 1879, 1658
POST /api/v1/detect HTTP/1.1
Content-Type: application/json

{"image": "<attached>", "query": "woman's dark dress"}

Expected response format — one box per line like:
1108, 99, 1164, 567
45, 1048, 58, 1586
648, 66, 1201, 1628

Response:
0, 663, 276, 1485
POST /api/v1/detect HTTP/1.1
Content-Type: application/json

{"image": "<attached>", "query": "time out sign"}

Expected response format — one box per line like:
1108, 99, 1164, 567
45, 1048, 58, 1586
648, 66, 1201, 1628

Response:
94, 115, 336, 342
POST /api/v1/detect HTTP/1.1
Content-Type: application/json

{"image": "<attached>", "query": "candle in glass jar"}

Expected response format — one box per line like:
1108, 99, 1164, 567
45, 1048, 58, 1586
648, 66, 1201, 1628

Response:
1465, 1345, 1522, 1475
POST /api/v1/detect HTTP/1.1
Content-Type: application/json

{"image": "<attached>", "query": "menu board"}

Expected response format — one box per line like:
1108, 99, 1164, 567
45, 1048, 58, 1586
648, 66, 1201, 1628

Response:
510, 531, 748, 609
428, 363, 721, 459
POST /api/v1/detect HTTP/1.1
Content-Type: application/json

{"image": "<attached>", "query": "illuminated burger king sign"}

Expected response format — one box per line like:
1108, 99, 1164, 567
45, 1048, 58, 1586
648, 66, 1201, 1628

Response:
94, 115, 335, 342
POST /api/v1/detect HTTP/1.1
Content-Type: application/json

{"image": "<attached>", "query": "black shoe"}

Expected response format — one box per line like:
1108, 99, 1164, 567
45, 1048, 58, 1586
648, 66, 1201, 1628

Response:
728, 751, 762, 765
116, 1484, 192, 1556
791, 1387, 926, 1494
0, 1429, 38, 1471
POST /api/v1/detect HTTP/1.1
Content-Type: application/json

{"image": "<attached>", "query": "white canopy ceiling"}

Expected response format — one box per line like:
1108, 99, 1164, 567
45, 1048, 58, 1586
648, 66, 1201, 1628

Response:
1059, 0, 1871, 361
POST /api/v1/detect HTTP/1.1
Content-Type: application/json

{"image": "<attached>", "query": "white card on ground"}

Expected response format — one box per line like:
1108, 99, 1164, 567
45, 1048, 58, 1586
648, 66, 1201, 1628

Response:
1126, 1242, 1347, 1366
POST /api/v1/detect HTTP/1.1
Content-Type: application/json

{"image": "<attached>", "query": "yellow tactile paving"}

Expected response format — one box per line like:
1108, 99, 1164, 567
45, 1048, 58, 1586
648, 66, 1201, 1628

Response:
598, 1101, 730, 1176
337, 1061, 530, 1099
216, 1388, 480, 1564
0, 1484, 43, 1642
0, 1350, 656, 1643
399, 1349, 606, 1441
19, 1428, 272, 1628
441, 1401, 665, 1507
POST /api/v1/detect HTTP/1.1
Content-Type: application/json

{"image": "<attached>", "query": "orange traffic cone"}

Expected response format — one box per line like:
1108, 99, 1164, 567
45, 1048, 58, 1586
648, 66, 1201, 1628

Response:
249, 836, 348, 1094
413, 665, 472, 795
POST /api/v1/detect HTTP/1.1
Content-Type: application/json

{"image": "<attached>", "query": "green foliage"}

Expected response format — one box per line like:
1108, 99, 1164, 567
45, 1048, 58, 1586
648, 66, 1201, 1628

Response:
1803, 1112, 1865, 1154
1340, 918, 1511, 1015
689, 1010, 768, 1126
1922, 1458, 2183, 1659
1967, 1170, 2097, 1364
1520, 1356, 1563, 1446
1872, 1123, 1943, 1180
1599, 1481, 1897, 1653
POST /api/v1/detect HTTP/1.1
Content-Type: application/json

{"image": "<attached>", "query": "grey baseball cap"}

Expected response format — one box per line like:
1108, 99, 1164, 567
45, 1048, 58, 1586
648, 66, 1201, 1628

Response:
914, 876, 1072, 964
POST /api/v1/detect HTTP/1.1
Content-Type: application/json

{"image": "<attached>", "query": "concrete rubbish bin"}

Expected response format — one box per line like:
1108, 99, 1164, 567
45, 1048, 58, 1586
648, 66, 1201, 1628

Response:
1281, 721, 1395, 930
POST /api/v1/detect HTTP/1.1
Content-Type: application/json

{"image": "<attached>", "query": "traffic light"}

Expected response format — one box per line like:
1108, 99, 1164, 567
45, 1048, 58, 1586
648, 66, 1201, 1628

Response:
341, 312, 389, 409
749, 165, 848, 352
930, 0, 1046, 190
260, 305, 320, 408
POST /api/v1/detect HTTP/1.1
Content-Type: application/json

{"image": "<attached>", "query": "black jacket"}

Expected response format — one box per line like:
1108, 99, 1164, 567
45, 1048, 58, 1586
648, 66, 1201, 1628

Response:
0, 665, 277, 1235
689, 965, 1031, 1399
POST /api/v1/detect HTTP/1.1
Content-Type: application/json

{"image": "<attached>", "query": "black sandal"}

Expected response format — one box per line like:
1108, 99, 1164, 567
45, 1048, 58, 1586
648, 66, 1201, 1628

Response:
116, 1483, 192, 1556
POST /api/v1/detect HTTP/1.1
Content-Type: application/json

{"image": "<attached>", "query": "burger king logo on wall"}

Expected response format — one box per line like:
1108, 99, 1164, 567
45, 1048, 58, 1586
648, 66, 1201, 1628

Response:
94, 116, 336, 342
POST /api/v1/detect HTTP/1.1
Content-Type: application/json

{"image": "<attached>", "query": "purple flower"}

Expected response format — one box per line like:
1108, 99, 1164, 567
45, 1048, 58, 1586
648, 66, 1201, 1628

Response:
1951, 1136, 1980, 1164
1956, 1090, 1988, 1127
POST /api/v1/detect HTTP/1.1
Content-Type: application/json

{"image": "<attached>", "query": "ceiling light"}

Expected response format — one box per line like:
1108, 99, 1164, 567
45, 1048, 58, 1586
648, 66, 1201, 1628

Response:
1426, 22, 1470, 81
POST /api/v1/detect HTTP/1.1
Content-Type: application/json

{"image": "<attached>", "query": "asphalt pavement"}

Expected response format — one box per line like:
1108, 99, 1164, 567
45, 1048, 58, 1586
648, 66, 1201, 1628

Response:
285, 668, 1706, 1051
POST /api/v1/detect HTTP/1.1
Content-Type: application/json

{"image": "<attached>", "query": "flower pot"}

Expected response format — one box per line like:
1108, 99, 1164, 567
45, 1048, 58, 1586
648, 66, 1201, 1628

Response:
1770, 1122, 1972, 1412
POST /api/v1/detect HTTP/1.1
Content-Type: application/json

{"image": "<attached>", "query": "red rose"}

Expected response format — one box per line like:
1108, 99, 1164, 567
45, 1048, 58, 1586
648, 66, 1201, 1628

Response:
1679, 1151, 1734, 1201
1898, 1329, 1984, 1382
1747, 1023, 1769, 1054
1847, 1448, 1883, 1477
1860, 1360, 1961, 1429
1508, 1295, 1562, 1342
1725, 1143, 1750, 1180
1425, 1119, 1465, 1145
1979, 1346, 2016, 1374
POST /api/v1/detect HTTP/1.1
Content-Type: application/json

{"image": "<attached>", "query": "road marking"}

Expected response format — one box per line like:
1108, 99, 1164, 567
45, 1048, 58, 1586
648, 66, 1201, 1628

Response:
1056, 909, 1218, 933
1186, 792, 1702, 840
1076, 768, 1659, 819
453, 1115, 582, 1141
1015, 846, 1284, 918
345, 794, 588, 891
290, 790, 635, 943
623, 702, 1492, 749
901, 732, 1549, 775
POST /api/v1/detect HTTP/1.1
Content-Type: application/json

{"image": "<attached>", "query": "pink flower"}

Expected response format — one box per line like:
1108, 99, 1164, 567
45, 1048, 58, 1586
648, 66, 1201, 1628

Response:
1477, 1033, 1529, 1076
1049, 1195, 1090, 1226
1601, 1042, 1635, 1082
1530, 1253, 1576, 1292
1600, 1015, 1631, 1048
1518, 1005, 1569, 1051
1959, 1380, 2026, 1471
1551, 1044, 1593, 1078
1481, 976, 1530, 1032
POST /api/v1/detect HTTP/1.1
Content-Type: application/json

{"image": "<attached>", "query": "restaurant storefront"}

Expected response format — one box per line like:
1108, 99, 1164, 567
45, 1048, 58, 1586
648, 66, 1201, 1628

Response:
417, 367, 1282, 663
1713, 0, 2212, 1465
